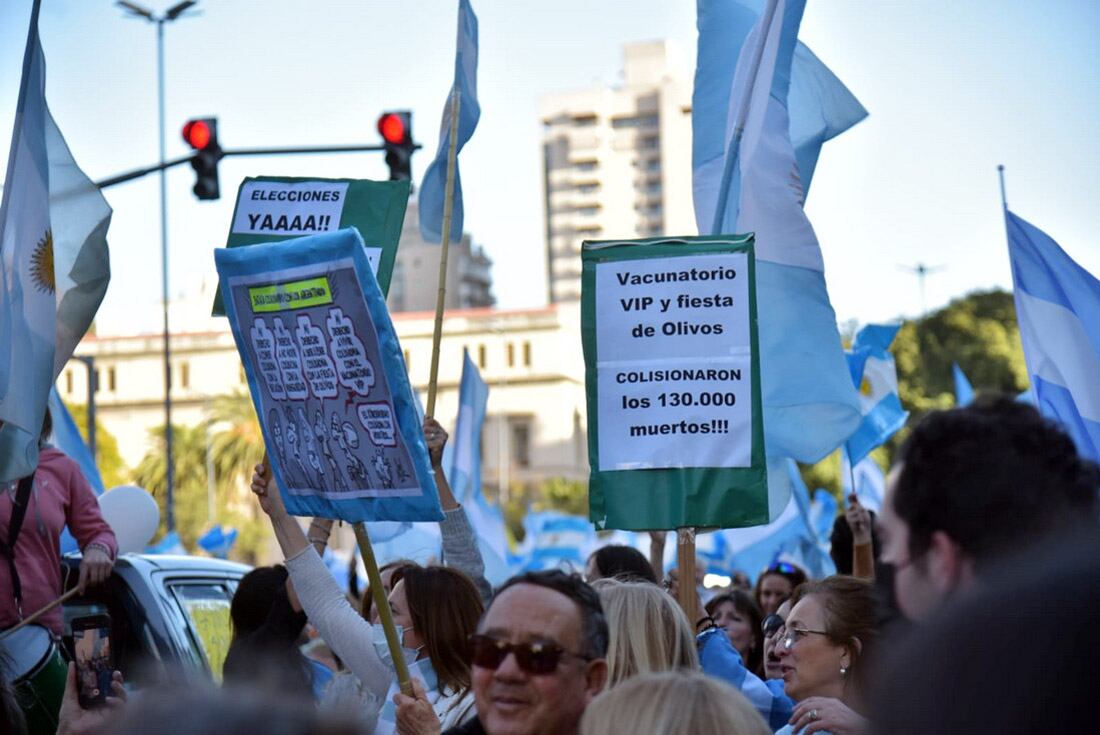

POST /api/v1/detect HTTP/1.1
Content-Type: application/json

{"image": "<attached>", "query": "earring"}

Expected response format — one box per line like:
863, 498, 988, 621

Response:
840, 665, 849, 676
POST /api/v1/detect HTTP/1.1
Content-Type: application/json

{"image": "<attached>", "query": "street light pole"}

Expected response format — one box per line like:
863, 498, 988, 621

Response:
118, 1, 198, 532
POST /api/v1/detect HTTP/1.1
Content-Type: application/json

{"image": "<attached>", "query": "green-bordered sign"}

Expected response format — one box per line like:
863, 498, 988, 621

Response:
213, 176, 409, 315
581, 235, 767, 531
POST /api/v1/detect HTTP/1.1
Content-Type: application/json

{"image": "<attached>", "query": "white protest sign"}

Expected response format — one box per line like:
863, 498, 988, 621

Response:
233, 180, 348, 236
595, 252, 752, 470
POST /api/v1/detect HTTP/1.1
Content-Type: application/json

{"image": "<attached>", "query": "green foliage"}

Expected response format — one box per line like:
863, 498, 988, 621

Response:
64, 402, 129, 488
803, 288, 1026, 497
494, 477, 589, 544
132, 393, 271, 564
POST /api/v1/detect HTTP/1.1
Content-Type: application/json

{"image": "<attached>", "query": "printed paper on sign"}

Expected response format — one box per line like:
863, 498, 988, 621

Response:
581, 236, 768, 531
215, 228, 442, 523
594, 252, 753, 470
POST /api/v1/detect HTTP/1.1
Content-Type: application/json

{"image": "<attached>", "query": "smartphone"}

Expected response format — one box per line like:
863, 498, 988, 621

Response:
71, 614, 112, 708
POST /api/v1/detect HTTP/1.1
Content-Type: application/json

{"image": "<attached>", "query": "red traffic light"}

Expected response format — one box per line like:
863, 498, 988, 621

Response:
377, 113, 408, 145
182, 119, 212, 149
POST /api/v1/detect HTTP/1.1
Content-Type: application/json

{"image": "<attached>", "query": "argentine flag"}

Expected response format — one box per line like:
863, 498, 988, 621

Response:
693, 0, 863, 499
844, 323, 909, 465
840, 450, 886, 514
1, 0, 112, 482
1006, 210, 1100, 462
419, 0, 480, 244
953, 362, 975, 407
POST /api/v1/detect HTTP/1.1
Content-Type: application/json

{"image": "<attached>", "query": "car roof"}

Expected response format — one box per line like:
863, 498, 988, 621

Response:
63, 552, 252, 576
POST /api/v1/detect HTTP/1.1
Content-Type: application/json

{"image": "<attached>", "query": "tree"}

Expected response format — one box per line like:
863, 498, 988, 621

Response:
64, 402, 128, 489
132, 423, 215, 552
803, 288, 1027, 498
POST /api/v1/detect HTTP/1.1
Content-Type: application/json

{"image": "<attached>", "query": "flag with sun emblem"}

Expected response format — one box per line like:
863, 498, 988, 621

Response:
843, 323, 908, 466
0, 0, 112, 482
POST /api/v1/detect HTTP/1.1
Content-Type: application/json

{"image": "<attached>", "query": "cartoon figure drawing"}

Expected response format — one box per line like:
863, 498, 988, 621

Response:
371, 450, 395, 490
283, 406, 314, 488
315, 409, 347, 491
267, 409, 296, 486
297, 407, 325, 489
331, 412, 367, 487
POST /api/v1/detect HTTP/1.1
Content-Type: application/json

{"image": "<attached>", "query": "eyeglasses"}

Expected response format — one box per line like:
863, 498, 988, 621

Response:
761, 613, 785, 639
468, 634, 590, 675
781, 627, 830, 650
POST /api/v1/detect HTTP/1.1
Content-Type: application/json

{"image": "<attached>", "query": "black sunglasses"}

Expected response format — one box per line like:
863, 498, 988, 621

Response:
468, 634, 589, 675
761, 613, 785, 638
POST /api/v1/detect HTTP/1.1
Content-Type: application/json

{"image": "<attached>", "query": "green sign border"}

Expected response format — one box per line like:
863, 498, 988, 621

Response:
213, 175, 409, 315
581, 235, 768, 531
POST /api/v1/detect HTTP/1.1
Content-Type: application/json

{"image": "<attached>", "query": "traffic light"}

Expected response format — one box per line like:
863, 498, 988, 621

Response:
182, 117, 222, 200
377, 111, 414, 181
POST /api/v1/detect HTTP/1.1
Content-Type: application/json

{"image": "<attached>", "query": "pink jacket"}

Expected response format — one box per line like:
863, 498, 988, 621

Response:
0, 447, 118, 635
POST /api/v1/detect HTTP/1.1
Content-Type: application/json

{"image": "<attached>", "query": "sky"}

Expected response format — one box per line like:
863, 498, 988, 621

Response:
2, 0, 1099, 336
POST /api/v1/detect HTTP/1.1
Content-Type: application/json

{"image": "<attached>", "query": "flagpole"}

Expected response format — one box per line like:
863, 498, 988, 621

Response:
710, 0, 781, 235
426, 88, 462, 418
677, 527, 698, 626
353, 522, 414, 696
997, 164, 1008, 210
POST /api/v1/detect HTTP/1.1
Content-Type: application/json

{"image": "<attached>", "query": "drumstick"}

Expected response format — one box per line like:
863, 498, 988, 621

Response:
0, 588, 81, 640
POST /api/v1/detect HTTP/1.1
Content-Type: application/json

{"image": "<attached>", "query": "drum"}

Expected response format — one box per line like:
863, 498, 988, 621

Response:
0, 624, 67, 735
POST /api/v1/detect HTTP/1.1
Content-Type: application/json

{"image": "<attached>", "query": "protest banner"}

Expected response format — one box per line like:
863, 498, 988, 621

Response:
581, 235, 768, 531
212, 176, 409, 315
215, 227, 443, 524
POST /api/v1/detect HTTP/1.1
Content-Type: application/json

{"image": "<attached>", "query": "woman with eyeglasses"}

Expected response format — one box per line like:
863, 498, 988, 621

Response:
762, 599, 792, 681
251, 460, 485, 733
754, 561, 807, 616
774, 576, 877, 735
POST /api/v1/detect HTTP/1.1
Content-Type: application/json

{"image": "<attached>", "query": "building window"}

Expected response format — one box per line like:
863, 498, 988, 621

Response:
572, 114, 597, 127
478, 344, 487, 369
93, 369, 100, 394
507, 343, 515, 367
403, 349, 411, 369
108, 366, 116, 391
574, 161, 598, 172
523, 342, 532, 367
509, 418, 532, 468
181, 362, 190, 389
65, 370, 73, 395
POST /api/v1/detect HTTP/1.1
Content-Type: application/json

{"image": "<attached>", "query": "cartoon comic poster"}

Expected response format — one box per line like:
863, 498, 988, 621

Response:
214, 227, 442, 523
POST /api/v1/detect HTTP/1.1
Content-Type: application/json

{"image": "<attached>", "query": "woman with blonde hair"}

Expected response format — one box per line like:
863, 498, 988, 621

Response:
581, 670, 772, 735
593, 579, 698, 687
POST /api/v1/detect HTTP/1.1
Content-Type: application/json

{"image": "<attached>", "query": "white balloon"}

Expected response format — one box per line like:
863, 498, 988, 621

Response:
98, 485, 161, 555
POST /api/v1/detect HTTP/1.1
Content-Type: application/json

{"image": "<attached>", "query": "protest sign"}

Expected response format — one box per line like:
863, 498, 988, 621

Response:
213, 176, 409, 315
582, 236, 768, 530
215, 227, 443, 523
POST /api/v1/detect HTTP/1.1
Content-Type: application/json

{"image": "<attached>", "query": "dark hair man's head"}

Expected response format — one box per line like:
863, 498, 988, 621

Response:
879, 395, 1100, 620
472, 570, 609, 735
585, 545, 657, 584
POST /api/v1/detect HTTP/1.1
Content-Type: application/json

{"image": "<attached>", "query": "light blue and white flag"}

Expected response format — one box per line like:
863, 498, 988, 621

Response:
717, 459, 835, 581
693, 0, 862, 485
844, 323, 909, 465
146, 531, 187, 555
47, 386, 105, 495
197, 525, 239, 559
1006, 209, 1100, 461
510, 512, 595, 573
840, 450, 886, 514
446, 349, 511, 585
953, 362, 975, 407
0, 0, 112, 482
418, 0, 480, 244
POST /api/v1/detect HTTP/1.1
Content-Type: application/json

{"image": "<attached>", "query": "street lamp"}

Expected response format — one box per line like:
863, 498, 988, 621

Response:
117, 0, 199, 533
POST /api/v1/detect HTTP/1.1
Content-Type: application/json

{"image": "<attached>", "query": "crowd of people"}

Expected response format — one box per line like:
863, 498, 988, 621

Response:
1, 395, 1098, 734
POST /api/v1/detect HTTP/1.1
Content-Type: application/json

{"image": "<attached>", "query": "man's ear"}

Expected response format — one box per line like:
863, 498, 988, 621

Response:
927, 530, 971, 596
584, 658, 609, 702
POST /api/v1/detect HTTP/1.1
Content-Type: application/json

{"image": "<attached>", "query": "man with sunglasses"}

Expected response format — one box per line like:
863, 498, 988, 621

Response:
399, 569, 609, 735
878, 396, 1099, 620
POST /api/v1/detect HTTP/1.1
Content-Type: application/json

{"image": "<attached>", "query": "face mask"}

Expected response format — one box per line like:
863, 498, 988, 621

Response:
372, 623, 423, 673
